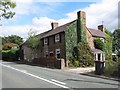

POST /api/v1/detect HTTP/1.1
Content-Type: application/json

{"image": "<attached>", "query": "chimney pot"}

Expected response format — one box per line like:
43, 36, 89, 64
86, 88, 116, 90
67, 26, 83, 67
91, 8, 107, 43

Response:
51, 22, 59, 29
98, 25, 104, 32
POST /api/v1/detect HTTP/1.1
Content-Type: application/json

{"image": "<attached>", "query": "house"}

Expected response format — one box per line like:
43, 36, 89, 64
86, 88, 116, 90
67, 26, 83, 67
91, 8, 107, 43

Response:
20, 11, 105, 67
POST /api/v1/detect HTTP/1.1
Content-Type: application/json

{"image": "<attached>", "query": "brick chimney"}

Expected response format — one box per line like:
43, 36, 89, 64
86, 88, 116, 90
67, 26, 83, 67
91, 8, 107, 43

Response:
77, 11, 86, 26
98, 25, 104, 32
77, 11, 86, 43
51, 22, 59, 29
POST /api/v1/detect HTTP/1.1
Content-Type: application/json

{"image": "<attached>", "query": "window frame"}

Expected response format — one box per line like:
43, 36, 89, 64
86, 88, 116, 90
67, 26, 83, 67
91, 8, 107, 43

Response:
56, 49, 60, 58
55, 34, 60, 42
44, 38, 48, 45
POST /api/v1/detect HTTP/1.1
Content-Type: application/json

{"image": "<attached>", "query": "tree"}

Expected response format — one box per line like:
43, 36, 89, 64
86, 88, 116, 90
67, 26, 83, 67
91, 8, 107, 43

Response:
2, 35, 23, 46
112, 29, 120, 56
105, 29, 112, 37
27, 29, 40, 49
0, 0, 16, 20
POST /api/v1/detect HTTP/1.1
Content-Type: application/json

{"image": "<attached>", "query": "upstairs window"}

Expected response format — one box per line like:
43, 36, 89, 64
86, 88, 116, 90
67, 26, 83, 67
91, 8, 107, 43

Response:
44, 38, 48, 45
55, 34, 60, 42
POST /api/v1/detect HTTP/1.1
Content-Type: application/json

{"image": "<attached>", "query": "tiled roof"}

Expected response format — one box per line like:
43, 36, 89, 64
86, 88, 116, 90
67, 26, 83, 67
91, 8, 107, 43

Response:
91, 49, 103, 53
41, 20, 76, 38
88, 28, 105, 37
35, 21, 104, 39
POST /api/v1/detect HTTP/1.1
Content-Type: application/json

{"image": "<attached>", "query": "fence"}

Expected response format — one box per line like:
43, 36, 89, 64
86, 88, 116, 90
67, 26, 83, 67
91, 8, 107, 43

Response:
32, 57, 56, 68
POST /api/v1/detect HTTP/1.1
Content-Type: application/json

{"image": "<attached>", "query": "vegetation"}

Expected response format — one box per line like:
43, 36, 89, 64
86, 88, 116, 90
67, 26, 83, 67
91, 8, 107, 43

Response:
2, 35, 23, 46
2, 48, 20, 61
65, 21, 77, 67
27, 29, 40, 49
94, 38, 104, 51
77, 42, 94, 67
2, 42, 18, 50
2, 35, 23, 61
27, 36, 40, 49
103, 29, 120, 78
65, 19, 94, 67
0, 0, 16, 20
112, 29, 120, 57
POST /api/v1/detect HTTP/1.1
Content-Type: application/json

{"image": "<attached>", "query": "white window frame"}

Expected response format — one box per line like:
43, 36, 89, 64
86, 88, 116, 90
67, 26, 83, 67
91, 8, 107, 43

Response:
56, 49, 60, 58
44, 50, 48, 57
55, 34, 60, 42
44, 38, 48, 45
100, 38, 104, 43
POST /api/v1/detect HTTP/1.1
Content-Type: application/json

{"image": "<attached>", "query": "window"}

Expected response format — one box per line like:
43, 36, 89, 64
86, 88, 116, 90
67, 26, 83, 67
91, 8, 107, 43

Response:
98, 53, 101, 60
50, 51, 54, 57
100, 38, 104, 42
44, 38, 48, 45
56, 49, 60, 58
44, 51, 48, 57
55, 34, 60, 42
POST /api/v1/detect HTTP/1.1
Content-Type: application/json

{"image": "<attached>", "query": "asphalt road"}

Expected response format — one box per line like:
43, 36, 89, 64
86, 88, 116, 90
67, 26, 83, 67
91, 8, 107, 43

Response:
0, 61, 119, 89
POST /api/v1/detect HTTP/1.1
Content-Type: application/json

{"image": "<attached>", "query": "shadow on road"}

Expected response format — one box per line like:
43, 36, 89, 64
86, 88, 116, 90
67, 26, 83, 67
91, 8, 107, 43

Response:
64, 78, 118, 86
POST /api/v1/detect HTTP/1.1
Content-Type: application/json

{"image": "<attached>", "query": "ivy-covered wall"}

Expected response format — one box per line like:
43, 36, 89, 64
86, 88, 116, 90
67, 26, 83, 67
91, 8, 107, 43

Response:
65, 13, 94, 67
65, 20, 77, 66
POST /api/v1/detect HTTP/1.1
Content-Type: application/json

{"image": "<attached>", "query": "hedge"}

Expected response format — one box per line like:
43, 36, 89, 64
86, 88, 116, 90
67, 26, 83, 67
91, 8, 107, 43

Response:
2, 49, 20, 61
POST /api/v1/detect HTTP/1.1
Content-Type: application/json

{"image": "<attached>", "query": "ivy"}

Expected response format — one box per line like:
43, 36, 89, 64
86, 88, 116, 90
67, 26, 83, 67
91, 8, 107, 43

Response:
65, 20, 77, 66
94, 38, 104, 51
65, 19, 94, 67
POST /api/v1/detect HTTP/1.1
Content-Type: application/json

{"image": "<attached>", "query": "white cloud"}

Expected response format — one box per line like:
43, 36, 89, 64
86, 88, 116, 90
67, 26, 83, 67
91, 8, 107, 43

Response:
83, 0, 118, 31
1, 0, 119, 40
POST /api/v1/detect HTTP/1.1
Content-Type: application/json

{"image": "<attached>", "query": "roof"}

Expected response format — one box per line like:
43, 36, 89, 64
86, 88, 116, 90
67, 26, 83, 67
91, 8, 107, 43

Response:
91, 49, 103, 54
88, 28, 105, 37
41, 20, 76, 38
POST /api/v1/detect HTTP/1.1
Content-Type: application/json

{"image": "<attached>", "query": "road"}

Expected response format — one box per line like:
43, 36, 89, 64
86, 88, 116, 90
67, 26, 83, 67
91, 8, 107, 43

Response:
0, 61, 119, 89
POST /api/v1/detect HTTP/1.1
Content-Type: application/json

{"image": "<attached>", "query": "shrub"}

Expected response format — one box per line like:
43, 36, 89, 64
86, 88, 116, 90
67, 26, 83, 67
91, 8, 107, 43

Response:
104, 58, 120, 78
2, 49, 20, 61
77, 42, 94, 67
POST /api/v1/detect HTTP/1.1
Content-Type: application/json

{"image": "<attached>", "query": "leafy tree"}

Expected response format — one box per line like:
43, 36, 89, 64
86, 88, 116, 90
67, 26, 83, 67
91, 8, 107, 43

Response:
0, 0, 16, 20
3, 42, 18, 50
27, 29, 40, 49
112, 29, 120, 56
105, 29, 112, 37
94, 38, 104, 51
2, 35, 23, 46
27, 37, 40, 49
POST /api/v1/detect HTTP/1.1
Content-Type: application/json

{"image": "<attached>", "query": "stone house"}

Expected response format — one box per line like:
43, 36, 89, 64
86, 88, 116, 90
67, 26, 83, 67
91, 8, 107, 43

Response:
20, 11, 105, 67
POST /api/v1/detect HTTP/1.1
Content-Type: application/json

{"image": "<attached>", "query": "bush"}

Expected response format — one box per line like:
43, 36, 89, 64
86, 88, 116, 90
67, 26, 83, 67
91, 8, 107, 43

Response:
2, 49, 20, 61
77, 42, 94, 67
104, 58, 120, 78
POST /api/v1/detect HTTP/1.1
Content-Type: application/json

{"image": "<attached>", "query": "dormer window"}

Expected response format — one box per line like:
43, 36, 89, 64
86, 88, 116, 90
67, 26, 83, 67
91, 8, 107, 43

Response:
55, 34, 60, 42
44, 38, 48, 45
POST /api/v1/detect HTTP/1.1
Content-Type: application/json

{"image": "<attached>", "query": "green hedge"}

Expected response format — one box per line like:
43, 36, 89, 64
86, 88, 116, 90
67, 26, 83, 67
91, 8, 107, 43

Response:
2, 49, 20, 61
104, 58, 120, 78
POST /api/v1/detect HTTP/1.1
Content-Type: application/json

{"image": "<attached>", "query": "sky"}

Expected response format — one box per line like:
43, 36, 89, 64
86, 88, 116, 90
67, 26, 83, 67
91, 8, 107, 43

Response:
0, 0, 119, 40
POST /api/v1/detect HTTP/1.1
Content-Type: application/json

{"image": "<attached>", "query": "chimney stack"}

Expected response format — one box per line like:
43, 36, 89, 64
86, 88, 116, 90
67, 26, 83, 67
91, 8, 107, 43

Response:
51, 22, 59, 30
77, 11, 86, 25
98, 25, 104, 32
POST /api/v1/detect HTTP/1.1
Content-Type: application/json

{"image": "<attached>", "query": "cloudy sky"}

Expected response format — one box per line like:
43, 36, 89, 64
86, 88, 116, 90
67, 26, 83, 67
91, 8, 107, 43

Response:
1, 0, 119, 40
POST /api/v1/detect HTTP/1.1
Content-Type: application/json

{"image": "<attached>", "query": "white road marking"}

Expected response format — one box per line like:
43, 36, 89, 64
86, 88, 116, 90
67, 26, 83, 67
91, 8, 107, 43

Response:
0, 63, 69, 89
51, 79, 66, 85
